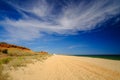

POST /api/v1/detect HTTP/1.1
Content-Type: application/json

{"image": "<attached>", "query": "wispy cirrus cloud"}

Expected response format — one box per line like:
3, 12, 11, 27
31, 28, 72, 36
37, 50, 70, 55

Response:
68, 44, 87, 49
0, 0, 120, 41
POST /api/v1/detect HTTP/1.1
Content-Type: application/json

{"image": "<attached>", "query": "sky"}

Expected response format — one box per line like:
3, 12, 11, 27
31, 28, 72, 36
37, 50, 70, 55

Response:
0, 0, 120, 55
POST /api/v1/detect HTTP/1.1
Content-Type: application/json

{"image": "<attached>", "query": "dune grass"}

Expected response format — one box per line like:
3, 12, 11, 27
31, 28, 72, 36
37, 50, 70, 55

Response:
0, 65, 9, 80
0, 42, 52, 80
0, 53, 52, 80
0, 57, 12, 64
0, 57, 12, 80
7, 54, 50, 69
0, 48, 35, 56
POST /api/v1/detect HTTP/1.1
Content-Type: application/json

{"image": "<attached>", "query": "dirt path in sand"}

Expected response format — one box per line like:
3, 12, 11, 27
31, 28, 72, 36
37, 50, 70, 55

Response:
9, 55, 120, 80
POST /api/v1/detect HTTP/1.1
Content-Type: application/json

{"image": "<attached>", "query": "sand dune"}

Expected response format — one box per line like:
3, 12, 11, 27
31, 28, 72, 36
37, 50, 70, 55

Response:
9, 55, 120, 80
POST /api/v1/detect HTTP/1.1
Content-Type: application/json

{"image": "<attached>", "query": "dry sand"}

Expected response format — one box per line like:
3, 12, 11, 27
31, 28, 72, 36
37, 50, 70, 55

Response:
9, 55, 120, 80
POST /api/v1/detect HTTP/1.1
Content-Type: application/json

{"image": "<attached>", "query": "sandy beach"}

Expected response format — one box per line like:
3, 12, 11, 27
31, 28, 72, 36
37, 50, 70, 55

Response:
9, 55, 120, 80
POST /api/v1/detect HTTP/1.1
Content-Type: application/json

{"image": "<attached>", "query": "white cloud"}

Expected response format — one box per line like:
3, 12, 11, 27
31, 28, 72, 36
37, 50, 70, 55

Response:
0, 0, 120, 41
5, 0, 53, 18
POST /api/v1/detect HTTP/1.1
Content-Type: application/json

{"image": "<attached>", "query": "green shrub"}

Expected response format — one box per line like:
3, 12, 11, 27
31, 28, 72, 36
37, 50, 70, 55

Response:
0, 57, 12, 64
8, 49, 33, 56
2, 49, 8, 54
0, 42, 7, 44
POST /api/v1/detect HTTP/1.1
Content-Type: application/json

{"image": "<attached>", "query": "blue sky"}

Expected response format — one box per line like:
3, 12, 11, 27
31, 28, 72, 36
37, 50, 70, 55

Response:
0, 0, 120, 55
